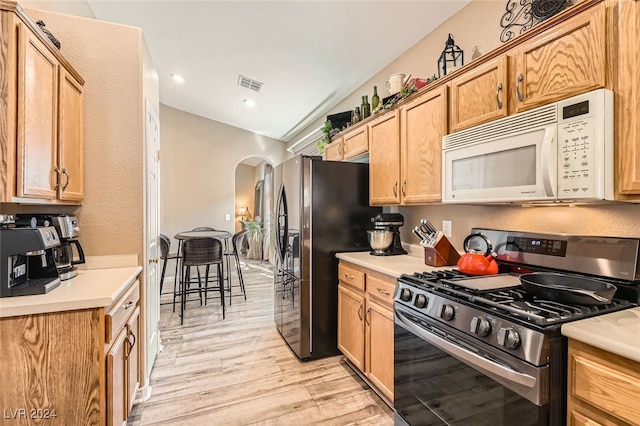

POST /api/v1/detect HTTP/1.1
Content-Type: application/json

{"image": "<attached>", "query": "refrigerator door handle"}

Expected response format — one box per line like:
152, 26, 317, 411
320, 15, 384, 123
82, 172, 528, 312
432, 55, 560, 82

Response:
275, 184, 289, 262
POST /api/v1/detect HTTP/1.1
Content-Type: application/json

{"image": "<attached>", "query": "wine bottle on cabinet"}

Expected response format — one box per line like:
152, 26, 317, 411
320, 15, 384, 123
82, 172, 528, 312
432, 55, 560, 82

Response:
353, 107, 361, 123
362, 96, 371, 119
371, 86, 380, 111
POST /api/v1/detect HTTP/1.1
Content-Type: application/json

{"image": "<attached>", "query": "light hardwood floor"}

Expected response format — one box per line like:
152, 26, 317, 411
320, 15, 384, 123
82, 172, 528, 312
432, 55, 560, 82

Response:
129, 258, 394, 425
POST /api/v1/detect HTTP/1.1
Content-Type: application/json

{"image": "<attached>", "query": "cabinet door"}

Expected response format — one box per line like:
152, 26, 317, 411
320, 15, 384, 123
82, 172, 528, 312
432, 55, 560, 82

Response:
337, 284, 365, 371
369, 111, 400, 205
512, 2, 605, 114
107, 328, 128, 426
57, 68, 84, 201
450, 56, 508, 132
614, 0, 640, 196
365, 298, 394, 402
126, 306, 140, 414
401, 86, 447, 204
324, 138, 343, 161
16, 22, 58, 200
343, 126, 368, 159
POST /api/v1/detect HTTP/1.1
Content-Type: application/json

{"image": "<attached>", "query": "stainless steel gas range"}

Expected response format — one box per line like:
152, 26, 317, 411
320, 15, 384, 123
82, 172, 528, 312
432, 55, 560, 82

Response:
393, 229, 640, 426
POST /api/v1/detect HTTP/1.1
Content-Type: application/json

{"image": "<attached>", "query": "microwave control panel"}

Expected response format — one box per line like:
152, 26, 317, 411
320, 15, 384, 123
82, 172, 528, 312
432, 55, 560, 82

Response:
556, 90, 611, 200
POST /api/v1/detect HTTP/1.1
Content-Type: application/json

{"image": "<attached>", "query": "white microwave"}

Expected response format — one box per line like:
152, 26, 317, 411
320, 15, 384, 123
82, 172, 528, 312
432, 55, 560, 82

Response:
442, 89, 614, 204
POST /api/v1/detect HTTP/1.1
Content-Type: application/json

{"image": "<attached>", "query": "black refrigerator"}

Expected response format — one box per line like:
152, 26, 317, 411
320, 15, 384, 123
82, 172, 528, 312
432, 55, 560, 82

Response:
273, 155, 381, 360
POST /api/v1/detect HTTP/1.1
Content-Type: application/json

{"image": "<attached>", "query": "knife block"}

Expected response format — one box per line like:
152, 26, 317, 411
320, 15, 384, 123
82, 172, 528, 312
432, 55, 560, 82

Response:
424, 236, 461, 267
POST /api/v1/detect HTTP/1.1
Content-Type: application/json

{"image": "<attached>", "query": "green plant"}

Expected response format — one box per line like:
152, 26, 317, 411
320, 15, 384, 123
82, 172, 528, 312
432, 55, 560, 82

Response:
244, 220, 263, 242
316, 120, 334, 153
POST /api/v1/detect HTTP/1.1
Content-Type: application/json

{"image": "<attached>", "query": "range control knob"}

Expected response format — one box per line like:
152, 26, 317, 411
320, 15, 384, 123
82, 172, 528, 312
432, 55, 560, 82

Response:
400, 288, 413, 302
471, 316, 492, 337
414, 294, 428, 309
438, 304, 455, 321
497, 327, 521, 350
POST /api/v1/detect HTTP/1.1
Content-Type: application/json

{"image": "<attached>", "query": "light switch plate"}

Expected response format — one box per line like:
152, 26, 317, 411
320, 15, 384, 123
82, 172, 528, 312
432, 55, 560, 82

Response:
225, 214, 231, 222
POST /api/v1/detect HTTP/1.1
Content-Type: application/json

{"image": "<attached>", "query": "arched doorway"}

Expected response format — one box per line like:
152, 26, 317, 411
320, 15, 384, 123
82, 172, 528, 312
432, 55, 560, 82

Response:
234, 156, 274, 262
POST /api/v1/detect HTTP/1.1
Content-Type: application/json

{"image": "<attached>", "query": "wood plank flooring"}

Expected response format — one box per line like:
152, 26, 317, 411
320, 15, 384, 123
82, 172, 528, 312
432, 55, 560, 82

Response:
128, 258, 394, 425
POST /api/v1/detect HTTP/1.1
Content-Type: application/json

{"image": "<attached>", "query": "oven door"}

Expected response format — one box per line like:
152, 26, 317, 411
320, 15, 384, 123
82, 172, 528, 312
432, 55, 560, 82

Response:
394, 306, 550, 426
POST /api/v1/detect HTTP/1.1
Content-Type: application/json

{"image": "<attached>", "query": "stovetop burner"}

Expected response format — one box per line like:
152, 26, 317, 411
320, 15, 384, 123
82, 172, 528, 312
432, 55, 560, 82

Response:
400, 270, 632, 327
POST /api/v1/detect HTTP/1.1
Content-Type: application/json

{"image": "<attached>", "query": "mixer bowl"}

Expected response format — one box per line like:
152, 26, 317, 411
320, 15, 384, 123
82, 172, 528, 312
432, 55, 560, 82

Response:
368, 230, 393, 253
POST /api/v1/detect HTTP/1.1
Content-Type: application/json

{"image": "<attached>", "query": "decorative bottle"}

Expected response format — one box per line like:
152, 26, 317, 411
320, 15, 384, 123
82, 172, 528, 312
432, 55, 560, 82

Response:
371, 86, 380, 111
353, 107, 361, 124
361, 96, 371, 119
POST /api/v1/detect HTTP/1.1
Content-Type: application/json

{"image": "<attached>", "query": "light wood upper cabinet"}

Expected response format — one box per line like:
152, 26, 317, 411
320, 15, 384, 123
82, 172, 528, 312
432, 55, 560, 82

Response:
16, 21, 59, 200
0, 4, 85, 204
450, 57, 508, 132
401, 86, 448, 204
613, 0, 640, 197
511, 1, 606, 114
57, 68, 84, 201
343, 125, 369, 160
369, 111, 401, 205
324, 137, 343, 161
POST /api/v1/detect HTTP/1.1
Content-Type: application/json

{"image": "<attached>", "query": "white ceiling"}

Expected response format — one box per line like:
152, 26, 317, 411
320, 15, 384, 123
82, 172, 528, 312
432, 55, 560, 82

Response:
86, 1, 470, 143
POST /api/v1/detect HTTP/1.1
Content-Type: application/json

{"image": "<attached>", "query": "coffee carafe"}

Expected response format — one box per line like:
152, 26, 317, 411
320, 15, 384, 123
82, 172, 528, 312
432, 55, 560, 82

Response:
16, 214, 86, 280
370, 213, 408, 256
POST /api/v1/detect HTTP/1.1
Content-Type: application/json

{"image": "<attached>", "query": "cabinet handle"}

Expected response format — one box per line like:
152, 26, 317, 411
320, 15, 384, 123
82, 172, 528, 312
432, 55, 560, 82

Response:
339, 144, 343, 156
401, 179, 407, 197
124, 301, 134, 309
365, 307, 370, 325
344, 273, 354, 280
357, 303, 363, 321
149, 258, 158, 264
516, 74, 524, 102
393, 181, 398, 197
377, 287, 390, 295
496, 82, 503, 109
53, 166, 61, 190
61, 168, 70, 191
125, 332, 136, 358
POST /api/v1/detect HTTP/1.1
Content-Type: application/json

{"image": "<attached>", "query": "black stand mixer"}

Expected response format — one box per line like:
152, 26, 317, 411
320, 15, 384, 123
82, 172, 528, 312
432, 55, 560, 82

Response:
370, 213, 407, 256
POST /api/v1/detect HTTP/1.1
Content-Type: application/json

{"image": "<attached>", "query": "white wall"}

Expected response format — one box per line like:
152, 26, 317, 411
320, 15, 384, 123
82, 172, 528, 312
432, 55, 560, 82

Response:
159, 105, 286, 246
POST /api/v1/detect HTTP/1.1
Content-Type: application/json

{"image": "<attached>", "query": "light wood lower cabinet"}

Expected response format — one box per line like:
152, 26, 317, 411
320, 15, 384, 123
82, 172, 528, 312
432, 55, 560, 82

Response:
337, 261, 394, 401
567, 339, 640, 426
0, 280, 140, 425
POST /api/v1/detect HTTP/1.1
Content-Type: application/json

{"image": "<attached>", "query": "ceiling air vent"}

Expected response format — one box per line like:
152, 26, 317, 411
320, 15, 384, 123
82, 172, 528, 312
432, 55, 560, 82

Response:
238, 75, 263, 92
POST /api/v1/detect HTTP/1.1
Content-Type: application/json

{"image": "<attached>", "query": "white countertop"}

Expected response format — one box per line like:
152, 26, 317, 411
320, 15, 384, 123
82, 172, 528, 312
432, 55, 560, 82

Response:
562, 307, 640, 363
336, 250, 452, 278
0, 266, 142, 318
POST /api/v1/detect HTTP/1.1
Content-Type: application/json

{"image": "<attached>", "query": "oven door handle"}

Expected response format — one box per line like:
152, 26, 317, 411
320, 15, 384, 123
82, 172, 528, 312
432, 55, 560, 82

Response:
396, 310, 536, 389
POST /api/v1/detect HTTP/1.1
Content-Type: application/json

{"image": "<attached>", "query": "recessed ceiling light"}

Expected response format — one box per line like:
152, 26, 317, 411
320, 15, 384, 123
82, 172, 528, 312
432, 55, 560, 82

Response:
243, 99, 257, 108
170, 73, 185, 84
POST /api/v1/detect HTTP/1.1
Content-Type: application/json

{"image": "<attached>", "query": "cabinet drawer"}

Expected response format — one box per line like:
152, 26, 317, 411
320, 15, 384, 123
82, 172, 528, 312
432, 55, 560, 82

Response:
338, 263, 365, 291
366, 275, 395, 307
105, 281, 140, 345
571, 349, 640, 425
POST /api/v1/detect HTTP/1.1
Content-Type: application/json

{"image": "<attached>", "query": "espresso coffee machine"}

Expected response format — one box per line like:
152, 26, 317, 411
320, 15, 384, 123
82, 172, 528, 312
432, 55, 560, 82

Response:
371, 213, 408, 256
0, 225, 62, 297
16, 214, 86, 280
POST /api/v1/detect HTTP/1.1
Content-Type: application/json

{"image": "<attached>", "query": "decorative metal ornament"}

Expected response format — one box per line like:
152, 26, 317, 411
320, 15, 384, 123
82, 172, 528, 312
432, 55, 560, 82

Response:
500, 0, 570, 43
36, 20, 61, 50
437, 34, 464, 78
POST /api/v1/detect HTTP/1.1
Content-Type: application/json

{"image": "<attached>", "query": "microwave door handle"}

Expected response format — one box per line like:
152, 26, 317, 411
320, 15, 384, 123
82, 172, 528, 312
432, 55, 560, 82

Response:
541, 126, 557, 197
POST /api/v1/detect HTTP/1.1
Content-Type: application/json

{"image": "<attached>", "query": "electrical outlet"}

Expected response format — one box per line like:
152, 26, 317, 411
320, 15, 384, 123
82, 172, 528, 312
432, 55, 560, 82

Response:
442, 220, 452, 238
225, 214, 231, 222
